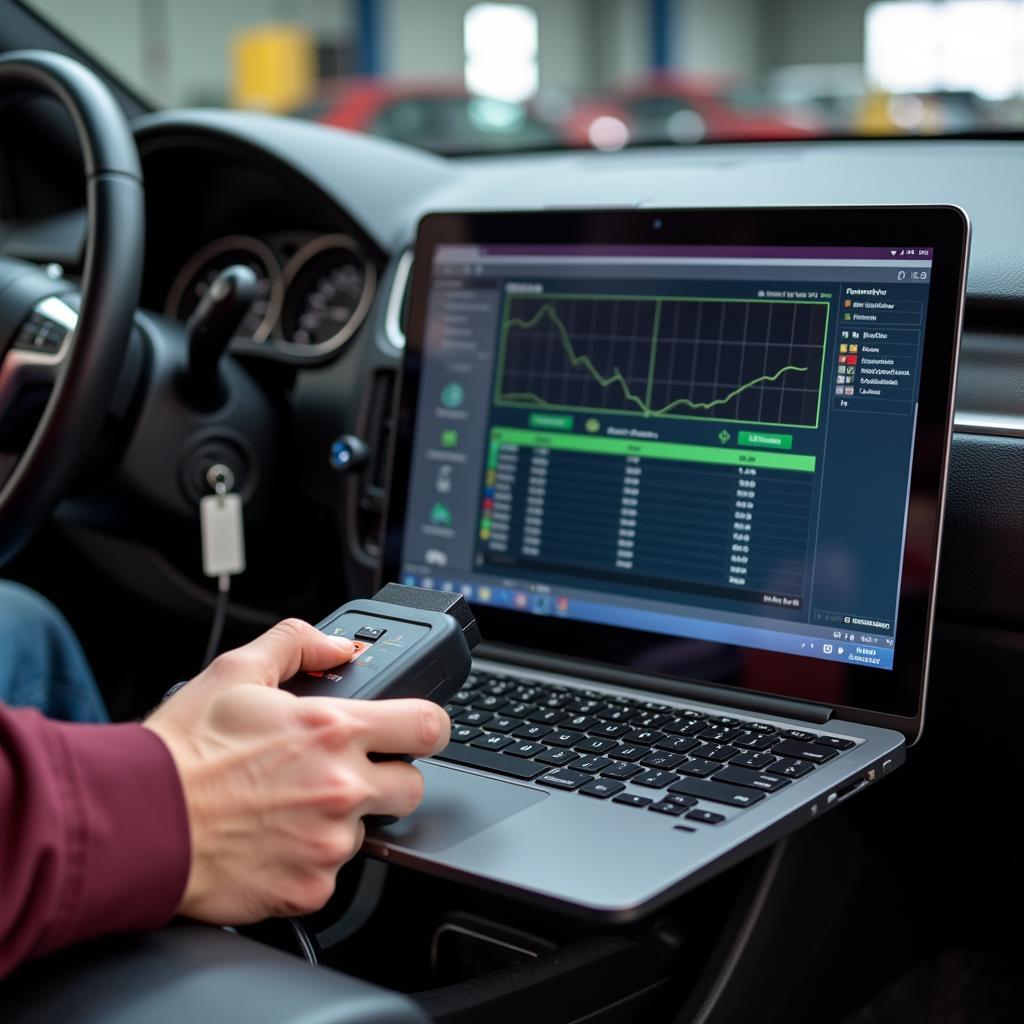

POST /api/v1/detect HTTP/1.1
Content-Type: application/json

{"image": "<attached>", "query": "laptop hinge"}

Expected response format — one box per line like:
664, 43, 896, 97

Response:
477, 643, 834, 726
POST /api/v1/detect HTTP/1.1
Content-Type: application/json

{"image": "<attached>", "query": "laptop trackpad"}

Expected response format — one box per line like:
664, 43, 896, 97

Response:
371, 761, 547, 853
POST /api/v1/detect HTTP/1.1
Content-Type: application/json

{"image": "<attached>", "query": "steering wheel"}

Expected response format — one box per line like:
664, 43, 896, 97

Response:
0, 51, 143, 564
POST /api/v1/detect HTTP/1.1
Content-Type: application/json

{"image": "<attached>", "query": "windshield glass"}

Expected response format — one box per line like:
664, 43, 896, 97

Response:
25, 0, 1024, 154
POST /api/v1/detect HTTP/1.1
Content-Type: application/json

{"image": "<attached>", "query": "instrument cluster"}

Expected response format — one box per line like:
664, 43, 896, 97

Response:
164, 231, 376, 357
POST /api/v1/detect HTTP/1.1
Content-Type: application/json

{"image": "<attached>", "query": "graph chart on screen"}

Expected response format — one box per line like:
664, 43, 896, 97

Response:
495, 293, 829, 428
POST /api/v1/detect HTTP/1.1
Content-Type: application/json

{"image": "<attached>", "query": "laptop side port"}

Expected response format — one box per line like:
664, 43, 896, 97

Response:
826, 775, 871, 806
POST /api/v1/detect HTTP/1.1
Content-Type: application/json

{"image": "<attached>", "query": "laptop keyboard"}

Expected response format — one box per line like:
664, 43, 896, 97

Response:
435, 669, 859, 829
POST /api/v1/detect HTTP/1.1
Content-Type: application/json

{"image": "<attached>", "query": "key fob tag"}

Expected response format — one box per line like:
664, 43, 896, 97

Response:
200, 492, 246, 577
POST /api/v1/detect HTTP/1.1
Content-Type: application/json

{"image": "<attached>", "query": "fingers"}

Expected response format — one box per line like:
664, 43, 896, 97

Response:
298, 697, 450, 758
353, 699, 452, 757
362, 759, 427, 819
209, 619, 355, 689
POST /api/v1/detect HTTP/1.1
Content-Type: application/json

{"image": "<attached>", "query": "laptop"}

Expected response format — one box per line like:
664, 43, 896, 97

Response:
367, 206, 969, 920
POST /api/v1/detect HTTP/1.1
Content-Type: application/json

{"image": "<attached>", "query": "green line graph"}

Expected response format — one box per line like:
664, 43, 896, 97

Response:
501, 302, 811, 416
495, 292, 829, 429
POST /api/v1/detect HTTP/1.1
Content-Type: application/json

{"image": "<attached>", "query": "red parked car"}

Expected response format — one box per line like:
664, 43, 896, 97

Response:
566, 74, 824, 148
295, 78, 564, 155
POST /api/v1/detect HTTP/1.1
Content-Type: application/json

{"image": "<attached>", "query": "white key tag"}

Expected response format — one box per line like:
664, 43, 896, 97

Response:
200, 475, 246, 578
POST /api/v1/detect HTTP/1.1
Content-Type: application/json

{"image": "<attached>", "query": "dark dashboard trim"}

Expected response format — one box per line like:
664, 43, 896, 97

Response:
131, 109, 455, 254
134, 125, 385, 258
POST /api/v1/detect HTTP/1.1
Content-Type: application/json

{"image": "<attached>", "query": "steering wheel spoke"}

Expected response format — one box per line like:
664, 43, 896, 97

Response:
0, 295, 76, 417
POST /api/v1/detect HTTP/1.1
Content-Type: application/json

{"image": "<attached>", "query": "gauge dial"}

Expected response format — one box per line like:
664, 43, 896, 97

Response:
281, 235, 376, 350
165, 235, 283, 341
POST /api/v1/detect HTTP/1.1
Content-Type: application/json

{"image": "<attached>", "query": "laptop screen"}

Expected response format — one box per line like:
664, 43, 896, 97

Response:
398, 240, 934, 671
386, 207, 967, 729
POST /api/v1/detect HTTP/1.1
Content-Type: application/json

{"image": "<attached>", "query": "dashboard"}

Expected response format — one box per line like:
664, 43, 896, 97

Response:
1, 106, 1022, 639
132, 116, 1024, 635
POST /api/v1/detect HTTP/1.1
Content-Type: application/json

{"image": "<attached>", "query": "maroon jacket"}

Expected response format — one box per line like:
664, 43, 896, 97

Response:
0, 704, 190, 977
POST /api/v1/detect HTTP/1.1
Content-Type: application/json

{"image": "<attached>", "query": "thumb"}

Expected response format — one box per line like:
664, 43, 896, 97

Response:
211, 618, 355, 689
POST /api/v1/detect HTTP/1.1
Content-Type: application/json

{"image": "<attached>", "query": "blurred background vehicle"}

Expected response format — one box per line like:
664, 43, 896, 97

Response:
25, 0, 1024, 156
295, 78, 565, 154
562, 74, 825, 150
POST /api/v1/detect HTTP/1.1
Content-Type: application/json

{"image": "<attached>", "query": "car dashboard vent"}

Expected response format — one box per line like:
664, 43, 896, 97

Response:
356, 367, 398, 557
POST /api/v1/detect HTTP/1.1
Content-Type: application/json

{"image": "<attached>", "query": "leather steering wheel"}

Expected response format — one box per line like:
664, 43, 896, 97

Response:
0, 51, 143, 564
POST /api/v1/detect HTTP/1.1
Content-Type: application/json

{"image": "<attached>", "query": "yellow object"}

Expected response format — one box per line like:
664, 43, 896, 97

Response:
854, 91, 900, 136
231, 25, 315, 112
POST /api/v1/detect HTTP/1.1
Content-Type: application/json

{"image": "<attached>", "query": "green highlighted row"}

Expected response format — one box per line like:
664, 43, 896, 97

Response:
491, 427, 815, 472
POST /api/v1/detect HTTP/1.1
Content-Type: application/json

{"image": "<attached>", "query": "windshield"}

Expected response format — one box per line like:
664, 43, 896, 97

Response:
25, 0, 1024, 155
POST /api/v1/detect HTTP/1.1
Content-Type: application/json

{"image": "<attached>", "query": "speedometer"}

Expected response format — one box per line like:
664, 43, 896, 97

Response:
165, 235, 283, 342
280, 235, 376, 351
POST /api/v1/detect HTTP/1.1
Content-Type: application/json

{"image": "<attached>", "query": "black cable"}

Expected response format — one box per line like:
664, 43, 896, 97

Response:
671, 837, 791, 1024
201, 573, 231, 670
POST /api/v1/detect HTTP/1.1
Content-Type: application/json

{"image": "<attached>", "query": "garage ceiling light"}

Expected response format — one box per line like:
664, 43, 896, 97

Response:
866, 0, 1024, 100
464, 2, 539, 103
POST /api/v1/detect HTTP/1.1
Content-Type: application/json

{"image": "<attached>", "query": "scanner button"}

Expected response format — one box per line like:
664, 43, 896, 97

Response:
354, 626, 386, 642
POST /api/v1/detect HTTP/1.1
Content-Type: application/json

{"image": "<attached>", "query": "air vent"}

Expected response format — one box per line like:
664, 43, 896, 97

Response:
357, 367, 398, 556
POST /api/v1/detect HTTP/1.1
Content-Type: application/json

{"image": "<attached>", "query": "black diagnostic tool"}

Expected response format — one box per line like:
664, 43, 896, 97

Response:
284, 583, 480, 703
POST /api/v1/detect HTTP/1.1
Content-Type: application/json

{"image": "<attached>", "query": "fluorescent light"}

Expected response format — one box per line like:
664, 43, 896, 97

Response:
464, 3, 539, 103
866, 1, 1024, 99
866, 2, 941, 94
941, 2, 1021, 99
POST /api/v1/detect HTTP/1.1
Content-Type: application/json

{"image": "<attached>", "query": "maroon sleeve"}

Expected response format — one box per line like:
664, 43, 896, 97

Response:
0, 705, 191, 977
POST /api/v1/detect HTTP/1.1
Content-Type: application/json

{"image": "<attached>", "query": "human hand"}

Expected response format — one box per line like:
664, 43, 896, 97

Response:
143, 618, 450, 923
